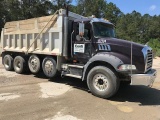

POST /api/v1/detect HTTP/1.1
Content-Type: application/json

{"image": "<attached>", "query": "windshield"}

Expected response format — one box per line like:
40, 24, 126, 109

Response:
93, 22, 115, 38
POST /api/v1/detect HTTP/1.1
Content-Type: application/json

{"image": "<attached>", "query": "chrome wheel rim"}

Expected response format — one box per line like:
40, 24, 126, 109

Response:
29, 56, 38, 71
44, 60, 54, 76
93, 74, 109, 91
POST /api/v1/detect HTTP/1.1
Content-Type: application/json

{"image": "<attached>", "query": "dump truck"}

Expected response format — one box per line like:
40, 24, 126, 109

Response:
0, 9, 157, 98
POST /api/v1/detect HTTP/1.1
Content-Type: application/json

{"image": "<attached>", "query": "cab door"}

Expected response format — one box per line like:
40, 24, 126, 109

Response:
72, 22, 92, 63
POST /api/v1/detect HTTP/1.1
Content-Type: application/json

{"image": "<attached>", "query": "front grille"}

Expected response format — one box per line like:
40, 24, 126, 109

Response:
146, 50, 153, 71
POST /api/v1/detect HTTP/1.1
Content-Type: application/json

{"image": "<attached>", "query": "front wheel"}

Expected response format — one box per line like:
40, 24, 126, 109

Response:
87, 66, 119, 99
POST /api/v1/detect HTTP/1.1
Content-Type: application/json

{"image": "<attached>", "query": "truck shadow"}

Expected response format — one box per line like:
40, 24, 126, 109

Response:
111, 84, 160, 106
35, 72, 160, 106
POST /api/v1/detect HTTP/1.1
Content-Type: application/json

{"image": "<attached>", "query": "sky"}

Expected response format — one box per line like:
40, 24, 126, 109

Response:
72, 0, 160, 16
106, 0, 160, 16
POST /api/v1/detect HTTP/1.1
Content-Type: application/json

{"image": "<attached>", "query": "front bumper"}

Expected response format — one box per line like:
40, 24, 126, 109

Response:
130, 69, 156, 86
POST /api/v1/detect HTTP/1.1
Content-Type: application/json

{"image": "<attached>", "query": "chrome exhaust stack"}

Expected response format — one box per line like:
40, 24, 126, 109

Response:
63, 5, 69, 57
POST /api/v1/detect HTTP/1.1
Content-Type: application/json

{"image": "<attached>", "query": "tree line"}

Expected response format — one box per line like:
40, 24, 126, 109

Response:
0, 0, 160, 55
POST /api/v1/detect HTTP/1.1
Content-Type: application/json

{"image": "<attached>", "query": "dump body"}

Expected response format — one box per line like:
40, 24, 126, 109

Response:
0, 9, 83, 56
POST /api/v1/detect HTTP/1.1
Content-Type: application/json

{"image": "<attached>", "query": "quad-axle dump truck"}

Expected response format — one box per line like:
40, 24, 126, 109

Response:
0, 9, 157, 98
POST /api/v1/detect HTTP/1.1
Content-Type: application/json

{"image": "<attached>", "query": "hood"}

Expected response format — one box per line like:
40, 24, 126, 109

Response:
95, 37, 146, 72
97, 38, 144, 51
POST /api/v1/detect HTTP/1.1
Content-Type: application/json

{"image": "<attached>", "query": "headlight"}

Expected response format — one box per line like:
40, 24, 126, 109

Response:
118, 64, 136, 71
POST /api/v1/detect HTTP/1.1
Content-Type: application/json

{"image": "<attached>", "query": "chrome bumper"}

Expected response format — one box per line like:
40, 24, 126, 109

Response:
130, 69, 157, 86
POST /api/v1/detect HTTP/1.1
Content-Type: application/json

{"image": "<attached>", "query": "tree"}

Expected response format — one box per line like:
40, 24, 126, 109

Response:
51, 0, 73, 13
0, 0, 54, 31
105, 2, 122, 24
75, 0, 107, 18
116, 11, 146, 43
148, 39, 160, 56
18, 0, 53, 19
0, 0, 5, 31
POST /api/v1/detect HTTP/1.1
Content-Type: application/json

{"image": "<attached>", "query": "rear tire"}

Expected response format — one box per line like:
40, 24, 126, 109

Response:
28, 55, 41, 74
3, 55, 13, 71
13, 56, 26, 74
87, 66, 119, 99
42, 56, 57, 78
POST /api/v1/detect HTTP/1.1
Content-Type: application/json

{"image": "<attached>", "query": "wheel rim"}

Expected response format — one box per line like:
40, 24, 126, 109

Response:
44, 60, 54, 76
4, 58, 9, 68
93, 74, 109, 91
15, 59, 21, 71
29, 56, 39, 72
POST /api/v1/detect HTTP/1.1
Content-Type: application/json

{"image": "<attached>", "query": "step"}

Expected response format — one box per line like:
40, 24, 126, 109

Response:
67, 64, 84, 69
64, 74, 82, 79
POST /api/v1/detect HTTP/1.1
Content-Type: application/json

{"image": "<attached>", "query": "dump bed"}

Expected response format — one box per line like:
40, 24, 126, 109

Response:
0, 9, 83, 56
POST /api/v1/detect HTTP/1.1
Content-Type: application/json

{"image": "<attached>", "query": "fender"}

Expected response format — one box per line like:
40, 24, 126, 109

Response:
82, 52, 124, 81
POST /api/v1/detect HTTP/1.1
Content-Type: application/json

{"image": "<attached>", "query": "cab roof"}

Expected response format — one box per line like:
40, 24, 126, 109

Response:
74, 18, 113, 25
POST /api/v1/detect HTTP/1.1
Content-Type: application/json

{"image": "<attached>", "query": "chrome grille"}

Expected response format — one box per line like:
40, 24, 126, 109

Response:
142, 46, 153, 72
146, 50, 153, 71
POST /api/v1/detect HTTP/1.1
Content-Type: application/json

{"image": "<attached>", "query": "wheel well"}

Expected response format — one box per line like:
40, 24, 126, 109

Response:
28, 54, 57, 62
3, 52, 57, 61
83, 61, 117, 81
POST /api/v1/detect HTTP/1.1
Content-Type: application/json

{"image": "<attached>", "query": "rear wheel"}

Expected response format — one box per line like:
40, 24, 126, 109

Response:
42, 56, 57, 78
3, 55, 13, 71
28, 55, 40, 74
87, 66, 119, 99
13, 56, 26, 74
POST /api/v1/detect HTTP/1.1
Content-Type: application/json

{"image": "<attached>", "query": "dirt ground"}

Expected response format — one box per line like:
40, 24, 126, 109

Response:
0, 57, 160, 120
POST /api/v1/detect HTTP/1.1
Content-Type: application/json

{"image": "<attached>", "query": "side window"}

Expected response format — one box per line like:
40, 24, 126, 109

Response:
74, 22, 91, 41
76, 24, 79, 36
75, 24, 81, 41
84, 23, 91, 40
84, 29, 89, 40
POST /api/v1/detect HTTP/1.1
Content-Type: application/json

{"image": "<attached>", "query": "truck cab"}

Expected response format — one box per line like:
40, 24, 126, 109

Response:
62, 16, 156, 98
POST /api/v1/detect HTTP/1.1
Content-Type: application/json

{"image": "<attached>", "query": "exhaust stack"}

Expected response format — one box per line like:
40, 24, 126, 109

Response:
63, 4, 69, 57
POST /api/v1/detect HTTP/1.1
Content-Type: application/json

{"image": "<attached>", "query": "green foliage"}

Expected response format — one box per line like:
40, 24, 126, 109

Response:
0, 0, 54, 32
73, 0, 122, 24
105, 2, 122, 24
73, 0, 107, 18
51, 0, 73, 13
148, 39, 160, 57
117, 13, 160, 45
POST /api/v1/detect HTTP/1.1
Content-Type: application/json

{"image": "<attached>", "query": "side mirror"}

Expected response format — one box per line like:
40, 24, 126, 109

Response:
79, 23, 84, 36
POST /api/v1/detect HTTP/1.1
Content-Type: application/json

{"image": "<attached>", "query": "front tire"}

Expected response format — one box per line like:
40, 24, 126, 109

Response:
42, 56, 57, 78
3, 55, 13, 71
87, 66, 119, 99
